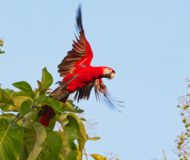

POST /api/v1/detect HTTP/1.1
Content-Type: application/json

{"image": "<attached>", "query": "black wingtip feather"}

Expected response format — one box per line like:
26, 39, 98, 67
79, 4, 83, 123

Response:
76, 5, 84, 33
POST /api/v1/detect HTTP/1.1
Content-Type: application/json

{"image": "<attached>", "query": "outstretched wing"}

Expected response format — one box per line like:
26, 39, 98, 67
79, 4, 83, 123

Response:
94, 79, 123, 111
58, 6, 93, 77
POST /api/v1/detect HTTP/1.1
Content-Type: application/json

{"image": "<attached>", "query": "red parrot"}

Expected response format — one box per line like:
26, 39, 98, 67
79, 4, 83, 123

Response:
39, 5, 121, 126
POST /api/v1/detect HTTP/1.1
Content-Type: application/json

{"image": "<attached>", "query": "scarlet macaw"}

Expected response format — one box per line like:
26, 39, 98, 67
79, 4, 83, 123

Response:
39, 6, 121, 126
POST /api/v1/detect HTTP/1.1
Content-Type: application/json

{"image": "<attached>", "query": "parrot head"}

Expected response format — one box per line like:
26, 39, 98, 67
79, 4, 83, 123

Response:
103, 67, 115, 79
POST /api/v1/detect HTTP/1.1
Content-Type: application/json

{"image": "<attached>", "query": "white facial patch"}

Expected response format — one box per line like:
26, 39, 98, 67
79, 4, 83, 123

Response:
103, 68, 112, 75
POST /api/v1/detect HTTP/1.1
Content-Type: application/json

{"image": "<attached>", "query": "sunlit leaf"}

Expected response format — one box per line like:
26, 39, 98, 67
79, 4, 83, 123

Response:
57, 131, 78, 160
22, 123, 62, 160
34, 95, 62, 113
0, 89, 14, 105
38, 68, 53, 94
91, 154, 108, 160
68, 113, 88, 153
21, 126, 36, 157
19, 145, 28, 160
0, 103, 14, 112
19, 100, 33, 116
62, 100, 84, 113
58, 113, 88, 160
88, 136, 101, 141
0, 113, 16, 121
22, 109, 37, 129
12, 81, 34, 98
0, 89, 32, 112
0, 118, 24, 160
0, 39, 4, 46
0, 89, 16, 111
27, 122, 46, 160
36, 129, 62, 160
0, 39, 4, 54
13, 96, 31, 109
23, 108, 37, 121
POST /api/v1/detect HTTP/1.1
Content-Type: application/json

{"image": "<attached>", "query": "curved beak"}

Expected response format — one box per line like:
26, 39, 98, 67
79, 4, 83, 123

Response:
110, 72, 115, 79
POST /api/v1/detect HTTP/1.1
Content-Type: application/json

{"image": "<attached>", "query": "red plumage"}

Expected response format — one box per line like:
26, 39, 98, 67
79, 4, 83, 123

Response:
38, 5, 121, 127
38, 105, 55, 127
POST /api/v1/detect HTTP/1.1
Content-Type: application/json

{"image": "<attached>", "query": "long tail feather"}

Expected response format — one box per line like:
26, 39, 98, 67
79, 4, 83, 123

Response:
50, 83, 69, 102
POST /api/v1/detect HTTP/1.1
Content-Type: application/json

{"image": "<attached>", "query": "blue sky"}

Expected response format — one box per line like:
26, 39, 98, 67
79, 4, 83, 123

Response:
1, 0, 190, 159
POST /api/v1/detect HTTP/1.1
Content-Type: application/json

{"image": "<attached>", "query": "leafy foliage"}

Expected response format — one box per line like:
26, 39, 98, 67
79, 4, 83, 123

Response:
0, 68, 113, 160
13, 81, 34, 98
37, 67, 53, 95
176, 84, 190, 160
0, 118, 24, 160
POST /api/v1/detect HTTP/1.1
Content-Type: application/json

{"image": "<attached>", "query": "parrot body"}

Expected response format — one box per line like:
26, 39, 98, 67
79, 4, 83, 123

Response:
61, 66, 110, 92
52, 65, 115, 102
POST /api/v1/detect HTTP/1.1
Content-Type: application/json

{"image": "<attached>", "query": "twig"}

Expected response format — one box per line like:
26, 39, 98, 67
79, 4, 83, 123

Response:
12, 114, 23, 125
84, 148, 89, 160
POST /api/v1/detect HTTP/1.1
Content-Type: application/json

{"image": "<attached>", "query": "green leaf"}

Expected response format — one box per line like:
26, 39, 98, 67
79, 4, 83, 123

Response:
88, 136, 101, 141
91, 154, 108, 160
68, 113, 88, 152
0, 89, 14, 105
0, 113, 16, 121
0, 118, 24, 160
0, 103, 12, 112
36, 129, 62, 160
22, 123, 61, 160
58, 113, 88, 160
0, 89, 23, 112
23, 108, 37, 120
12, 81, 34, 98
58, 131, 78, 160
38, 68, 53, 94
46, 98, 63, 113
0, 50, 5, 54
27, 122, 47, 160
21, 127, 36, 157
42, 67, 53, 88
34, 95, 62, 113
0, 39, 4, 46
22, 108, 37, 128
13, 95, 31, 111
19, 100, 33, 116
0, 39, 4, 54
62, 100, 84, 113
0, 89, 31, 112
19, 145, 28, 160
